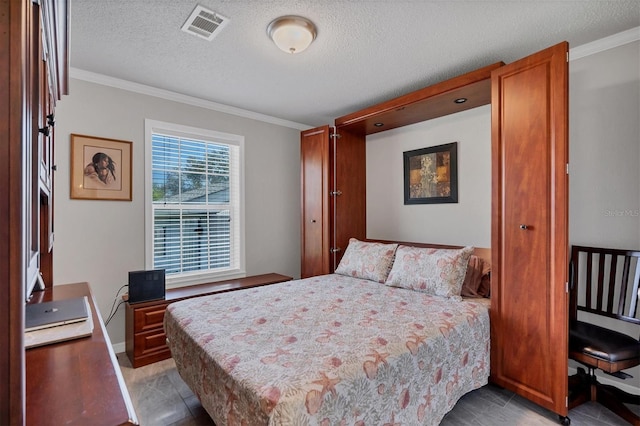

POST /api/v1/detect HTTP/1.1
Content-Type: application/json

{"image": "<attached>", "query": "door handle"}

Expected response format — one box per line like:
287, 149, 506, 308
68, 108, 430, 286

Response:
519, 224, 529, 230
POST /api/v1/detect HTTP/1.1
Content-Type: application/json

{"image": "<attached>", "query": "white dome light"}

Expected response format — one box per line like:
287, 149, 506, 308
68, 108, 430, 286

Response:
267, 16, 317, 54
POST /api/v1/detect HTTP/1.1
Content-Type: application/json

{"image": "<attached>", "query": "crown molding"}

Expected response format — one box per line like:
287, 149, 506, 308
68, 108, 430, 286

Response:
570, 26, 639, 61
71, 26, 639, 126
69, 68, 312, 131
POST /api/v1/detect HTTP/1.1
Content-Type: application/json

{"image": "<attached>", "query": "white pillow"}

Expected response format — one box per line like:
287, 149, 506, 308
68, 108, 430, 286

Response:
385, 245, 474, 298
334, 238, 398, 283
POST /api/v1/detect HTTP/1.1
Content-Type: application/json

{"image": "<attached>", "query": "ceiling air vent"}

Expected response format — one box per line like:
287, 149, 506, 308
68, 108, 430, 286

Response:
181, 5, 229, 41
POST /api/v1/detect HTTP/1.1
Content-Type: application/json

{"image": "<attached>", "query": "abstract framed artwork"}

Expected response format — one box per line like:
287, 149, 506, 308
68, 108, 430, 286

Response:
403, 142, 458, 204
70, 134, 132, 201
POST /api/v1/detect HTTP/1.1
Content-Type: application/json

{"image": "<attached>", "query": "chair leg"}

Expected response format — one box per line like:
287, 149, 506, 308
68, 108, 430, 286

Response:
596, 382, 640, 426
568, 367, 591, 409
569, 367, 640, 425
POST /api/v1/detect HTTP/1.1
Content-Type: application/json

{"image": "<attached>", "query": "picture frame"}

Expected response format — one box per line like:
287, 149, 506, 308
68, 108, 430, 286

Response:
403, 142, 458, 204
70, 134, 132, 201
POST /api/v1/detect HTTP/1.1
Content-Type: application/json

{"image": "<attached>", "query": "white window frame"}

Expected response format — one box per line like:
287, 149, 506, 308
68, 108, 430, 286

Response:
144, 119, 246, 288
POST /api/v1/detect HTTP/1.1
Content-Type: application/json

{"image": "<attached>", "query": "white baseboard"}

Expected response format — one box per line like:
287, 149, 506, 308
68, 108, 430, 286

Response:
112, 341, 125, 354
569, 366, 640, 395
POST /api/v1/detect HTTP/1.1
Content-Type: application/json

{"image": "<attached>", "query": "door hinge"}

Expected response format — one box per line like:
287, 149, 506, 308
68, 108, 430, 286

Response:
566, 282, 569, 293
330, 190, 342, 196
566, 163, 569, 175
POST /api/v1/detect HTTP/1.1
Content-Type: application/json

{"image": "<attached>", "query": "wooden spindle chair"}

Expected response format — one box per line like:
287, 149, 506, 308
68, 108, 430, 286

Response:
568, 245, 640, 425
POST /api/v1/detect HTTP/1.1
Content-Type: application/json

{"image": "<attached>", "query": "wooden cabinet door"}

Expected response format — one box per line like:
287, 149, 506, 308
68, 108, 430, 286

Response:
301, 126, 331, 278
490, 42, 569, 417
332, 128, 366, 270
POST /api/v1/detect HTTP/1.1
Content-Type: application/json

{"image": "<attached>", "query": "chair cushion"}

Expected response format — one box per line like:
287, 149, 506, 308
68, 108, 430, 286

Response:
570, 320, 640, 363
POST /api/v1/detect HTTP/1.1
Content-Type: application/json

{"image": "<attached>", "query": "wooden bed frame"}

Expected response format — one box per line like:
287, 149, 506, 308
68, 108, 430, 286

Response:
366, 238, 491, 268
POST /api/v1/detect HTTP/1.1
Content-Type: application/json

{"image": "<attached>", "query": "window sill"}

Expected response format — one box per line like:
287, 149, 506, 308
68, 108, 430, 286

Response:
166, 269, 246, 289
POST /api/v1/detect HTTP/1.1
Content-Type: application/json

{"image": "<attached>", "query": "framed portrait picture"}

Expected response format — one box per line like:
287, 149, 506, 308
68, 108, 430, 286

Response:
403, 142, 458, 204
70, 134, 132, 201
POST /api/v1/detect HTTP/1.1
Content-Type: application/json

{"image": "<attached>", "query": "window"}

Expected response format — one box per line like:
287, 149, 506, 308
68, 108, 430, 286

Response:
145, 120, 244, 287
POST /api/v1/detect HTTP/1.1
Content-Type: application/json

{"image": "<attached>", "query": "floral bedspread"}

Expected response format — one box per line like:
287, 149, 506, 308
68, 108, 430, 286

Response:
164, 274, 490, 426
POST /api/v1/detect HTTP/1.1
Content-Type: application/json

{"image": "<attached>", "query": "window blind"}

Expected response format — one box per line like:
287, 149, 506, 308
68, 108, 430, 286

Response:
150, 132, 239, 277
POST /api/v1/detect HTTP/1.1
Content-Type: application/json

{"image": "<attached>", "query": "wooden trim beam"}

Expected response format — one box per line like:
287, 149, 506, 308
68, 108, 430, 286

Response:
335, 62, 504, 135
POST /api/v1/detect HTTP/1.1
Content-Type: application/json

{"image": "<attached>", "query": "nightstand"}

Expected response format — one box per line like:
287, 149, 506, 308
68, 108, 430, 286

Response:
125, 273, 293, 367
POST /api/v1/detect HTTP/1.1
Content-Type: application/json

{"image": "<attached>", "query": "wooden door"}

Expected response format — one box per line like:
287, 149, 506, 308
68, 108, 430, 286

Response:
301, 126, 331, 278
332, 128, 366, 270
38, 50, 55, 288
490, 42, 569, 417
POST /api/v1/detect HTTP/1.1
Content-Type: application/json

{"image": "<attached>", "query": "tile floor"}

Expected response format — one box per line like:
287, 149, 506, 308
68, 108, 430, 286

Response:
117, 353, 635, 425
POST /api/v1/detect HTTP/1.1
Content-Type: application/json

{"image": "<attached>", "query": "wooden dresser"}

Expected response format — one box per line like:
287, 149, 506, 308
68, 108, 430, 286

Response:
126, 273, 293, 368
26, 282, 137, 425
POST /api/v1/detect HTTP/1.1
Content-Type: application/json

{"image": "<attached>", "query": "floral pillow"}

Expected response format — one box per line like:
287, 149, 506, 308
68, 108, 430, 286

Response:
385, 245, 474, 298
334, 238, 398, 283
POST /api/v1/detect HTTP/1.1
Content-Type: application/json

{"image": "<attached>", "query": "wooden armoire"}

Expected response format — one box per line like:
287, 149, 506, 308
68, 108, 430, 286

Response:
0, 0, 68, 423
300, 61, 504, 277
301, 43, 570, 422
300, 125, 366, 277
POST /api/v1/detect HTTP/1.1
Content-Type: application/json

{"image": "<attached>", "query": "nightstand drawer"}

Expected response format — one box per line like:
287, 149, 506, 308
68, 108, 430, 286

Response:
133, 303, 170, 332
134, 328, 169, 357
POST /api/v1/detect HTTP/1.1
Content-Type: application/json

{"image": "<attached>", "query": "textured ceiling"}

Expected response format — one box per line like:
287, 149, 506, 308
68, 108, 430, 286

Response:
70, 1, 640, 128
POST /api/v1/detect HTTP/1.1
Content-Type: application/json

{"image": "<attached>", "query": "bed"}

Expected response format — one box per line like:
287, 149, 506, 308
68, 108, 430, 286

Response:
164, 240, 492, 425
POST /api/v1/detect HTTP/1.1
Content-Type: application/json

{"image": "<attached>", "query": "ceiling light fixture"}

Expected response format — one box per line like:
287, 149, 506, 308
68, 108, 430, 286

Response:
267, 15, 317, 54
454, 98, 468, 104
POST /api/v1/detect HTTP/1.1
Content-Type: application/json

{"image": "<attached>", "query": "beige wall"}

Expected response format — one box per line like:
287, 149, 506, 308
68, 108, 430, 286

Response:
366, 105, 491, 248
53, 79, 302, 346
568, 39, 640, 392
569, 40, 640, 248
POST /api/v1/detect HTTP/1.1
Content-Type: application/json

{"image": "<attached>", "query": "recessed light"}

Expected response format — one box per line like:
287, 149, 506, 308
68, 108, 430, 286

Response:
374, 123, 384, 127
454, 98, 467, 104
